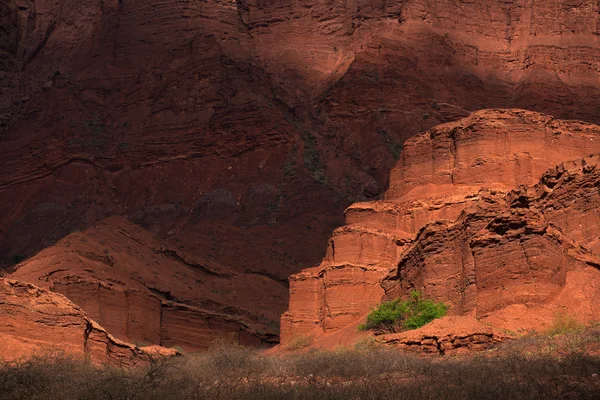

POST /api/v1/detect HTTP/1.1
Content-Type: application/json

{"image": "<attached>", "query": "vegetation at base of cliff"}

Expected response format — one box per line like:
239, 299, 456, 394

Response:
1, 328, 600, 400
285, 334, 313, 351
359, 291, 448, 332
546, 312, 585, 336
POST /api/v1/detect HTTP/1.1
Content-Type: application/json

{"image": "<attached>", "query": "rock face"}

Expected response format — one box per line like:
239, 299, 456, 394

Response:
10, 216, 280, 351
0, 278, 173, 364
4, 1, 600, 347
281, 110, 600, 346
380, 316, 506, 355
4, 0, 600, 302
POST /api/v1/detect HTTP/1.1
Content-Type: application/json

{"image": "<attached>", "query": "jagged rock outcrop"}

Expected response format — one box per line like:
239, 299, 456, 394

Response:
10, 216, 280, 350
380, 316, 506, 355
281, 110, 600, 348
533, 156, 600, 257
0, 278, 176, 364
383, 190, 600, 333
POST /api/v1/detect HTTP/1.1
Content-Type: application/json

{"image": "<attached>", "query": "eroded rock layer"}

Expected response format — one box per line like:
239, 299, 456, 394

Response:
10, 216, 280, 351
0, 278, 174, 364
383, 187, 600, 332
380, 316, 507, 356
281, 110, 600, 346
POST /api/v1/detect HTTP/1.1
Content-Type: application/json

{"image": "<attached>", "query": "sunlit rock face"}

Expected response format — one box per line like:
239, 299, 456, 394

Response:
0, 278, 178, 364
281, 110, 600, 346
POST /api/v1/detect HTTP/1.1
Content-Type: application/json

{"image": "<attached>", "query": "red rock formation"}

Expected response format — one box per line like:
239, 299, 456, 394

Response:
281, 110, 600, 347
380, 316, 506, 355
4, 0, 600, 282
383, 191, 600, 332
4, 1, 600, 348
0, 278, 176, 364
534, 156, 600, 257
10, 216, 281, 350
387, 109, 600, 200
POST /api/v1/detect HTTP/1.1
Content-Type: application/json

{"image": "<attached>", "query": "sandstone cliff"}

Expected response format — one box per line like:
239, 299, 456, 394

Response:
3, 1, 600, 348
10, 216, 280, 350
4, 0, 600, 282
0, 278, 176, 364
281, 110, 600, 346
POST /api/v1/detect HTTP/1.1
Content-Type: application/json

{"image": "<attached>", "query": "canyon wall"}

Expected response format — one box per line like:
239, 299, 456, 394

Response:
0, 278, 175, 364
281, 110, 600, 344
10, 216, 280, 351
3, 0, 600, 275
3, 1, 600, 346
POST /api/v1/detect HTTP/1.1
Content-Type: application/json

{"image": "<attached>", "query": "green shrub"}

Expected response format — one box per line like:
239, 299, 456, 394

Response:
359, 291, 447, 332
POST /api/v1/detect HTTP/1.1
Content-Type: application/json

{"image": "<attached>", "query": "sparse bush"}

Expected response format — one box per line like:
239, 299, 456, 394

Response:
1, 333, 599, 400
286, 334, 313, 351
546, 312, 585, 336
359, 291, 447, 332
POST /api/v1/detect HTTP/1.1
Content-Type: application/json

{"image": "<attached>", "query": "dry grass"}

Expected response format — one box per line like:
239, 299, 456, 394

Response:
1, 329, 600, 400
546, 312, 586, 336
285, 334, 313, 351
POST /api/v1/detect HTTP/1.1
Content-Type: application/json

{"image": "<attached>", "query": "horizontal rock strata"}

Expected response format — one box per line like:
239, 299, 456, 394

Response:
281, 110, 600, 350
10, 216, 280, 351
0, 278, 176, 364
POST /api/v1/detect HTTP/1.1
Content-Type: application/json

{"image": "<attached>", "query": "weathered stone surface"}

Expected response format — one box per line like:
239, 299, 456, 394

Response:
10, 216, 280, 350
380, 316, 506, 355
387, 109, 600, 200
533, 155, 600, 257
280, 263, 389, 344
0, 278, 176, 364
4, 1, 600, 350
281, 111, 600, 350
4, 0, 600, 314
382, 193, 600, 330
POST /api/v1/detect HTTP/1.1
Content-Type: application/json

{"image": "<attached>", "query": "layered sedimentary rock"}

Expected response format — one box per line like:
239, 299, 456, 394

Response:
10, 216, 280, 350
383, 189, 600, 332
0, 278, 175, 364
4, 0, 600, 304
534, 157, 600, 257
387, 109, 600, 200
380, 316, 506, 355
4, 1, 600, 346
281, 110, 600, 346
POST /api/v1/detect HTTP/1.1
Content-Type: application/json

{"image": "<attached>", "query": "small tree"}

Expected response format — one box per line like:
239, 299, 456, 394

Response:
359, 291, 447, 332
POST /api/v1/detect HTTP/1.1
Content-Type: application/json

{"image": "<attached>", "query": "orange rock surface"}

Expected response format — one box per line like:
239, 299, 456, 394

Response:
281, 110, 600, 348
4, 1, 600, 332
380, 316, 507, 355
10, 216, 280, 351
0, 278, 176, 364
3, 1, 600, 354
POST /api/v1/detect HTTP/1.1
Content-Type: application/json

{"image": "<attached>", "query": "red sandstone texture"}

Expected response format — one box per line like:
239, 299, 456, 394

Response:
281, 110, 600, 350
380, 316, 507, 356
4, 0, 600, 288
3, 1, 600, 354
0, 278, 177, 364
10, 216, 280, 351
